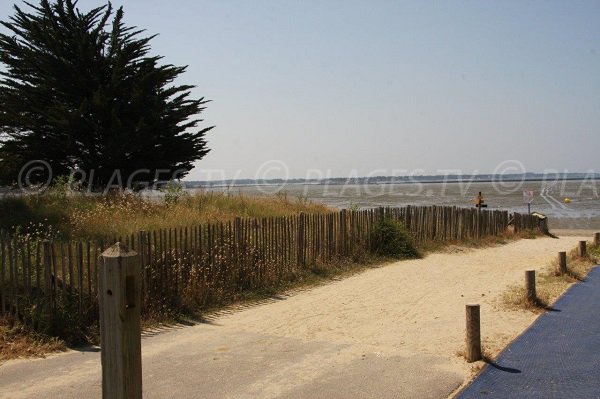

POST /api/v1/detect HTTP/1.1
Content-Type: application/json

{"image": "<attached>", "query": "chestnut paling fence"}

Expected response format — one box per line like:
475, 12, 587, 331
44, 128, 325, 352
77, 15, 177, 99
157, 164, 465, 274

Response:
0, 206, 540, 327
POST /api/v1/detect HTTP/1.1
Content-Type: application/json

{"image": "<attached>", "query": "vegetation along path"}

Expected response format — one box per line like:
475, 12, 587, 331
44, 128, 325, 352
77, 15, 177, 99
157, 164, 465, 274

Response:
0, 236, 587, 399
457, 265, 600, 398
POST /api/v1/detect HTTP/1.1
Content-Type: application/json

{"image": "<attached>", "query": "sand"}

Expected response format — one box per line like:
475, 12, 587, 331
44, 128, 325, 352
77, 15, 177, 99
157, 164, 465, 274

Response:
209, 235, 589, 394
0, 235, 590, 398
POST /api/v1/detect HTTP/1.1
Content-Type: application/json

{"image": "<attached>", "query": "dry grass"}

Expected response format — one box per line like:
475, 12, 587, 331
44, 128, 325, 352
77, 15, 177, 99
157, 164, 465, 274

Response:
0, 324, 66, 363
501, 243, 597, 312
0, 191, 330, 240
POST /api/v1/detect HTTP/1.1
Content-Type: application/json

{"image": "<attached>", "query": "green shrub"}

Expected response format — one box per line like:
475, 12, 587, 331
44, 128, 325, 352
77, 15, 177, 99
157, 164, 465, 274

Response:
161, 181, 187, 206
370, 218, 419, 259
0, 195, 63, 236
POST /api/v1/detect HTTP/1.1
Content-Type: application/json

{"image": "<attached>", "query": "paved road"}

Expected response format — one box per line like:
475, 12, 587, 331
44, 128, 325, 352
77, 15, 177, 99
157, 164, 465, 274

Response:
0, 326, 461, 399
458, 266, 600, 399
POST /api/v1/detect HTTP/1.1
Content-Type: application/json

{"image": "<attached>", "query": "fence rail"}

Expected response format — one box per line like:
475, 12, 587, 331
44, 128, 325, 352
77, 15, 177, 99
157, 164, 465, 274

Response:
0, 206, 540, 326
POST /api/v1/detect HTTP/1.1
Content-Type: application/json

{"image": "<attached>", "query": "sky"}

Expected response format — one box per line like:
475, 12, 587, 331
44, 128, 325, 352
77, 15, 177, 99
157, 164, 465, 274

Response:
1, 0, 599, 180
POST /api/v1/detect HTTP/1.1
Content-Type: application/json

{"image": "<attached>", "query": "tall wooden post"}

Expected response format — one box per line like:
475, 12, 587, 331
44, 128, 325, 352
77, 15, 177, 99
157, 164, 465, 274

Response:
594, 232, 600, 247
99, 243, 142, 399
557, 251, 567, 275
579, 241, 587, 258
525, 270, 536, 304
465, 304, 482, 362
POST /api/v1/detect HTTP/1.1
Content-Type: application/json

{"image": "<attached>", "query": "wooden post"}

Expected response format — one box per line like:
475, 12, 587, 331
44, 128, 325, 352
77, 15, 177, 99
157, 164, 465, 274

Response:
578, 241, 587, 258
525, 270, 536, 304
465, 304, 482, 362
557, 251, 567, 275
43, 240, 53, 314
297, 212, 305, 267
0, 235, 5, 316
594, 232, 600, 247
99, 243, 142, 399
77, 241, 84, 318
138, 231, 147, 301
340, 209, 347, 257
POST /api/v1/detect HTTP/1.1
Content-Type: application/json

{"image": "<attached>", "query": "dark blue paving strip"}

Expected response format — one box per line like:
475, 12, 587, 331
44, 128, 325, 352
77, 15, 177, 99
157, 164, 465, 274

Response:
458, 266, 600, 399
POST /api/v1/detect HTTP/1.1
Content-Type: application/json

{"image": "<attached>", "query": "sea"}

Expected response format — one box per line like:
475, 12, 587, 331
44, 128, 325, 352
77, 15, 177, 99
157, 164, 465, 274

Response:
202, 179, 600, 230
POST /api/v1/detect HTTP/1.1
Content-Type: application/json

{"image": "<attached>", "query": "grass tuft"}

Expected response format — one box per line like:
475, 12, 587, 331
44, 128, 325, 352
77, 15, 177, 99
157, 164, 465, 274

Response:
0, 324, 66, 363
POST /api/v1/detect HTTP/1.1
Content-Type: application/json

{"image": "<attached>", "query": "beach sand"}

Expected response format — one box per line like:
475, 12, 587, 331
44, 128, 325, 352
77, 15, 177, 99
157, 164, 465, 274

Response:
207, 234, 591, 397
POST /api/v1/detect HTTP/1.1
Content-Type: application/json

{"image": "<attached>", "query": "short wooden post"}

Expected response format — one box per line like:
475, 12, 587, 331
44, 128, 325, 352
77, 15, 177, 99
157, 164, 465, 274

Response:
579, 241, 587, 258
525, 270, 536, 304
594, 232, 600, 247
557, 251, 567, 275
465, 304, 482, 362
99, 243, 142, 399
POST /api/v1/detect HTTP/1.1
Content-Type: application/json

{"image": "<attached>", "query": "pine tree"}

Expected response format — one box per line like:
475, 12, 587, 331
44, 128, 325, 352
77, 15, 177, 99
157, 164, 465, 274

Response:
0, 0, 213, 189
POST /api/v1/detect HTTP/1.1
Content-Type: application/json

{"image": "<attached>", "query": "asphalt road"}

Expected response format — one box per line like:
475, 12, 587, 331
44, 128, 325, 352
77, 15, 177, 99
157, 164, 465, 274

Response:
0, 325, 461, 399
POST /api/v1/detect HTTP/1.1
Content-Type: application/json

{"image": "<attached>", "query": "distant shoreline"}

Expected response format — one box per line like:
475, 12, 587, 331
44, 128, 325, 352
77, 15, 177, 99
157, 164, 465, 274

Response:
191, 176, 598, 189
0, 176, 597, 192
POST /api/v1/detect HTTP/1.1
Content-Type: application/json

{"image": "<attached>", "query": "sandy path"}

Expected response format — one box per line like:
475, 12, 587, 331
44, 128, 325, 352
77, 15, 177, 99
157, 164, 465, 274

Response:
214, 235, 586, 377
0, 236, 587, 399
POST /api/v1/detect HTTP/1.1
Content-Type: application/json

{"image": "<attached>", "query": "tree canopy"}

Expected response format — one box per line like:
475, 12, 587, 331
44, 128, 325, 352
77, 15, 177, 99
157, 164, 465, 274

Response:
0, 0, 213, 189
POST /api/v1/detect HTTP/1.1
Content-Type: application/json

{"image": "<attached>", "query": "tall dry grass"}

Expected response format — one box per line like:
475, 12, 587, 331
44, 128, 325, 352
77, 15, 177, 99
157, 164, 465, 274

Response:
0, 190, 330, 240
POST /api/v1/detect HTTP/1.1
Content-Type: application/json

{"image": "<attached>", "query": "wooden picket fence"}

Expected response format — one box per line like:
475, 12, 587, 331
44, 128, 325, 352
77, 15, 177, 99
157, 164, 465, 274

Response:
0, 206, 540, 326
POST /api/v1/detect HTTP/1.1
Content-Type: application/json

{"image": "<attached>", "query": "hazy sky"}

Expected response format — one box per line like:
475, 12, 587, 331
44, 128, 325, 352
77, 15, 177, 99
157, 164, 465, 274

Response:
2, 1, 599, 180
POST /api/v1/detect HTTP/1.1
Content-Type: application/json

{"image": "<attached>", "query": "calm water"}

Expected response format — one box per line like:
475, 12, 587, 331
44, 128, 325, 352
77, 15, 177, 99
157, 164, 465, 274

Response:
204, 179, 600, 230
